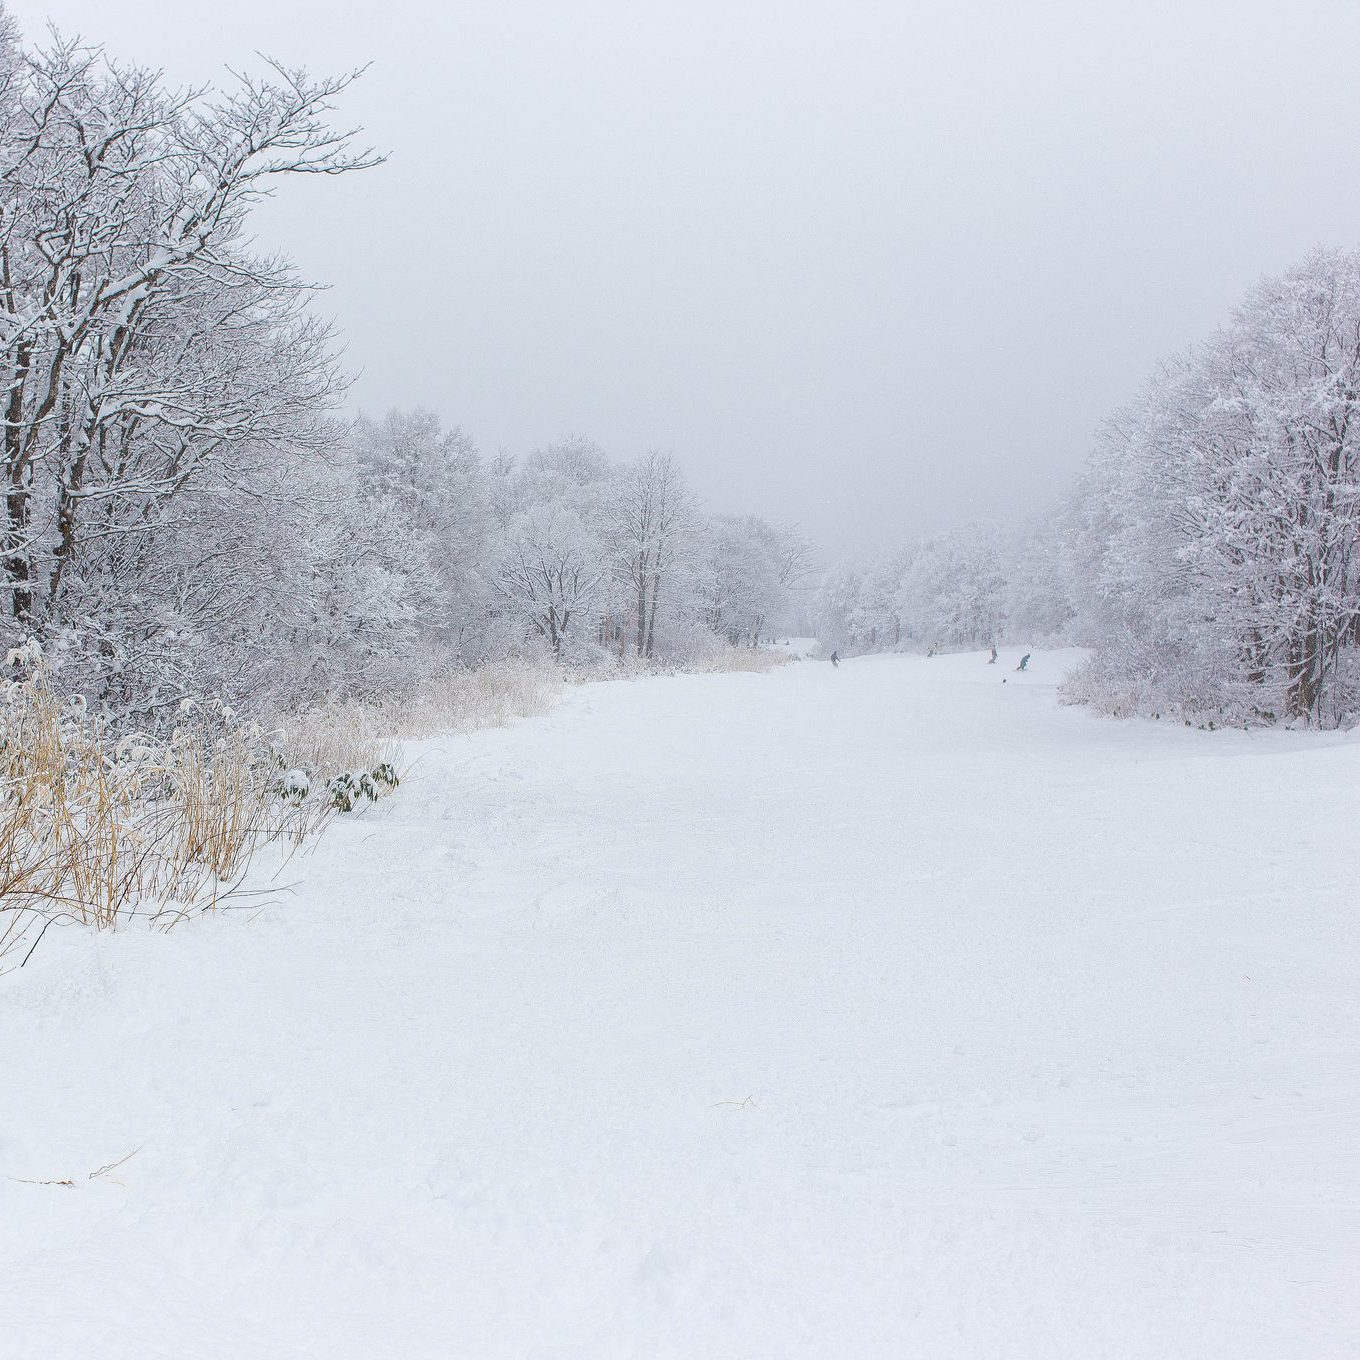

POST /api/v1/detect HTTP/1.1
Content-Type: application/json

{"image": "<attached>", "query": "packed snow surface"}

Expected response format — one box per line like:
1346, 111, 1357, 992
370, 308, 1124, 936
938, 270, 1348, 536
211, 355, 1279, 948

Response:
4, 650, 1358, 1358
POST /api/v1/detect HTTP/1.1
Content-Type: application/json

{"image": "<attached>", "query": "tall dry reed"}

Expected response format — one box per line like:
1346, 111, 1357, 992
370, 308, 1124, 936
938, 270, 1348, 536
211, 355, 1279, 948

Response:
0, 655, 295, 965
276, 656, 560, 771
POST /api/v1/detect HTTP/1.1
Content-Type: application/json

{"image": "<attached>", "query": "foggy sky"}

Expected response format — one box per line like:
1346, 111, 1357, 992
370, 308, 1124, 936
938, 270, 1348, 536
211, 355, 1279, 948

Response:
10, 0, 1360, 555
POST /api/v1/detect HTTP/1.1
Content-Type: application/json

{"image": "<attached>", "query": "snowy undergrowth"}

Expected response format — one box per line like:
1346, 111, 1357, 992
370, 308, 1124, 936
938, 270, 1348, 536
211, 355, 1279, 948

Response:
688, 646, 795, 674
0, 657, 313, 966
1, 652, 778, 967
276, 656, 560, 771
567, 644, 796, 683
0, 654, 560, 966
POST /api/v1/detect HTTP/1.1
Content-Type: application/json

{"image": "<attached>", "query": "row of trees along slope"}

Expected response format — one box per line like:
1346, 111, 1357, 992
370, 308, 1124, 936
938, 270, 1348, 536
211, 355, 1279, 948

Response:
818, 248, 1360, 729
0, 8, 814, 733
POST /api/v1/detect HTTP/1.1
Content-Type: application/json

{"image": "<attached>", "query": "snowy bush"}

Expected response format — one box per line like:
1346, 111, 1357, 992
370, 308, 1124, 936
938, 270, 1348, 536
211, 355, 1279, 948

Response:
277, 769, 313, 807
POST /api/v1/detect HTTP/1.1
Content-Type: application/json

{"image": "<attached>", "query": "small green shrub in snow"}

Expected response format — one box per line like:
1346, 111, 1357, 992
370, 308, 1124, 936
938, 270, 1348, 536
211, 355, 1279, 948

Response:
323, 763, 401, 812
326, 771, 361, 812
276, 768, 312, 806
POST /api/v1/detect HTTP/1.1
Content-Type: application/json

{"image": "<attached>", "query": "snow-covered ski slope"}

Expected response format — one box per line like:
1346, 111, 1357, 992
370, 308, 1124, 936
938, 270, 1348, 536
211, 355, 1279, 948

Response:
4, 650, 1358, 1359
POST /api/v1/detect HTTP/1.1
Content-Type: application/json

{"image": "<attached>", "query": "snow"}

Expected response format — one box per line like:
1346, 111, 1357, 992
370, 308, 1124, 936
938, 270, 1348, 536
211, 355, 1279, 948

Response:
4, 649, 1358, 1358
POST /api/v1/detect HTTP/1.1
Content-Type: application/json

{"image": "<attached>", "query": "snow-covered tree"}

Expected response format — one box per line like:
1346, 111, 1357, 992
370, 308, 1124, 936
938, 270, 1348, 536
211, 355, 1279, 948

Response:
703, 516, 812, 646
1072, 248, 1360, 725
856, 549, 914, 650
0, 9, 377, 715
1002, 509, 1079, 645
815, 563, 866, 653
489, 439, 615, 660
2, 41, 373, 619
349, 409, 497, 658
607, 451, 701, 660
897, 522, 1006, 651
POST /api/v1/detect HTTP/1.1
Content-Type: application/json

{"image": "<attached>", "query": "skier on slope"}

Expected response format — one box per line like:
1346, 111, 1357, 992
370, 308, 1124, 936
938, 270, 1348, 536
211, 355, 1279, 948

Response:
1016, 653, 1031, 672
830, 650, 840, 667
988, 645, 998, 664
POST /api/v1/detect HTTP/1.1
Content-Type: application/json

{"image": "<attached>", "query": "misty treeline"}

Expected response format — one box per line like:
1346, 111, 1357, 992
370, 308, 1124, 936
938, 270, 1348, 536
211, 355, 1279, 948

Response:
0, 11, 810, 734
342, 418, 815, 676
819, 247, 1360, 728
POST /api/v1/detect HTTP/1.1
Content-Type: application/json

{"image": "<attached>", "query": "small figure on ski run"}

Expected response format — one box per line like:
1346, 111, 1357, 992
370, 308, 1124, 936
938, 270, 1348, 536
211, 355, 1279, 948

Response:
830, 650, 840, 667
988, 645, 998, 664
1016, 653, 1031, 672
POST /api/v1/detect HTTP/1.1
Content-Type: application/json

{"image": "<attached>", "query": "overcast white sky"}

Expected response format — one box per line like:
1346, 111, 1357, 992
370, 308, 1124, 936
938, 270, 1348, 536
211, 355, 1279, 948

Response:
10, 0, 1360, 554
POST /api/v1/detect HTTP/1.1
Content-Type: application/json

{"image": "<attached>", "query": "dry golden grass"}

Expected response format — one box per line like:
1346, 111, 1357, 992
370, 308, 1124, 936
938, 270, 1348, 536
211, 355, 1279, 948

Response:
274, 704, 398, 786
0, 666, 292, 964
276, 656, 559, 772
0, 656, 558, 967
689, 647, 795, 675
568, 645, 800, 683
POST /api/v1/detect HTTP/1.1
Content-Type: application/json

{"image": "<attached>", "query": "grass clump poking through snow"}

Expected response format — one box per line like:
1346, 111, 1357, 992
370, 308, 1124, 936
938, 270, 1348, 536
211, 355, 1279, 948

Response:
0, 649, 313, 965
689, 647, 795, 675
569, 645, 798, 682
0, 657, 557, 966
274, 656, 559, 788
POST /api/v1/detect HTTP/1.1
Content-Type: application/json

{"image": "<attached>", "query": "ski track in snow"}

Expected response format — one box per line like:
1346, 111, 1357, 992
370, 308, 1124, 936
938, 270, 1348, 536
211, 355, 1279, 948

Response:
3, 649, 1358, 1359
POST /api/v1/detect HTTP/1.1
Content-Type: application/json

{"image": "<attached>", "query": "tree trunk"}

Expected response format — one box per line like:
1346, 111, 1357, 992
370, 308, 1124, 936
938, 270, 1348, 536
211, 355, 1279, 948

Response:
645, 569, 661, 659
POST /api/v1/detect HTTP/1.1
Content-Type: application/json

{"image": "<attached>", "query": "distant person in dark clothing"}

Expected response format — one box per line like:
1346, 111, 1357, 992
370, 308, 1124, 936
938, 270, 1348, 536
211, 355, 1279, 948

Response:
830, 650, 839, 667
1016, 653, 1031, 672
